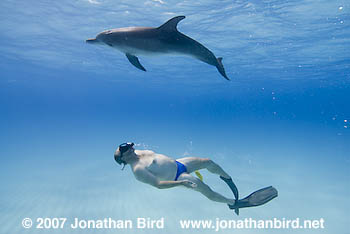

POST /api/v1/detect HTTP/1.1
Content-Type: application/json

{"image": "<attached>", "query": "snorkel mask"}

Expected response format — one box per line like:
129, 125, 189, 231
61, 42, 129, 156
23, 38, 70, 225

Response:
114, 142, 134, 169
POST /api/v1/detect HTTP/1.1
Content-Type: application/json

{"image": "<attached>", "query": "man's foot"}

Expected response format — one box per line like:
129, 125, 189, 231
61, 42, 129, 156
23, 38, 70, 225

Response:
227, 199, 235, 206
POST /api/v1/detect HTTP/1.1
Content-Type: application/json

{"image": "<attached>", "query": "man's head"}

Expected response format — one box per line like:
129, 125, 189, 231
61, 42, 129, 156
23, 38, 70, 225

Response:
114, 142, 135, 167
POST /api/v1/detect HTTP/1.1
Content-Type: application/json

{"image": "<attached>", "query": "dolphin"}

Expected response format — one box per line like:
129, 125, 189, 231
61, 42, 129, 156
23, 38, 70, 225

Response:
86, 16, 229, 80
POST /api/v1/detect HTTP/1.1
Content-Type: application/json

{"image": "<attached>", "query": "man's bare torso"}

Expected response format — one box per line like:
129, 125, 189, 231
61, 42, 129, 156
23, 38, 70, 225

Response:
131, 150, 178, 181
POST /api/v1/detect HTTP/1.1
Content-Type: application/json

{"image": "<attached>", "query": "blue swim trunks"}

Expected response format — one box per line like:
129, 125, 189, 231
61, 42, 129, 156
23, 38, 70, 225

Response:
175, 160, 187, 181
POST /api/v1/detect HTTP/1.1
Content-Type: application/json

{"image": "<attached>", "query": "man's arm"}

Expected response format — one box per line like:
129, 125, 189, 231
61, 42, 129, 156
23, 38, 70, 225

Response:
133, 167, 192, 189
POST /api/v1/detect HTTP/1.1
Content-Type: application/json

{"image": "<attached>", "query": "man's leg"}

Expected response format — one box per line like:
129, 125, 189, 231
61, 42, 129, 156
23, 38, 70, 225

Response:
176, 157, 231, 179
178, 173, 235, 205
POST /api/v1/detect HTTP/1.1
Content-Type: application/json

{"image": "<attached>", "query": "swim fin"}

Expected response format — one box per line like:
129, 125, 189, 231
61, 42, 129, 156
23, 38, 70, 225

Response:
228, 186, 278, 211
220, 176, 239, 215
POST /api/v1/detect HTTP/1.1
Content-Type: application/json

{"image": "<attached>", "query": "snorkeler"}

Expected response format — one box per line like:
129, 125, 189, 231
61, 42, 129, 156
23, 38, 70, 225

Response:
114, 142, 277, 215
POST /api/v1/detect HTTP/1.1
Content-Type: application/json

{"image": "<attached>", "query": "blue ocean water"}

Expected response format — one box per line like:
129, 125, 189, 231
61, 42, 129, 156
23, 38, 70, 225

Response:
0, 0, 349, 233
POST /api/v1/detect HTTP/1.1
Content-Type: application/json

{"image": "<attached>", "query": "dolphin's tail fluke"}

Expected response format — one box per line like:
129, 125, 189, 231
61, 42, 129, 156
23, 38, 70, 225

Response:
216, 57, 230, 81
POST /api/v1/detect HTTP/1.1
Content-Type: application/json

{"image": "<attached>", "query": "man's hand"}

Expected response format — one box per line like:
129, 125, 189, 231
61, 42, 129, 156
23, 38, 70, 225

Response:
181, 180, 197, 188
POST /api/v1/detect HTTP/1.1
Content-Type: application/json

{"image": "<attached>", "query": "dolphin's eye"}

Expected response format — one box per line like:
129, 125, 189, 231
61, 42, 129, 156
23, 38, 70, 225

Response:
105, 30, 112, 34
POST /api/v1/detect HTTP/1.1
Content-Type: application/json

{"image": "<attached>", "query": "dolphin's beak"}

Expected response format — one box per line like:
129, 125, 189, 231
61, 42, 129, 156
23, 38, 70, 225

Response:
86, 38, 98, 44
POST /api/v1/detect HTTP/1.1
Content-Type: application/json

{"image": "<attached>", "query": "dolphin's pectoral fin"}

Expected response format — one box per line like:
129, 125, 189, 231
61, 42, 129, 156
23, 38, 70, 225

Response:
157, 16, 186, 32
126, 53, 146, 71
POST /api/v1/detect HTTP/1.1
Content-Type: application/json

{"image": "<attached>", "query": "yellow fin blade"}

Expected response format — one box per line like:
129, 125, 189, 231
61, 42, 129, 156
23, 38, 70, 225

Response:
195, 170, 203, 181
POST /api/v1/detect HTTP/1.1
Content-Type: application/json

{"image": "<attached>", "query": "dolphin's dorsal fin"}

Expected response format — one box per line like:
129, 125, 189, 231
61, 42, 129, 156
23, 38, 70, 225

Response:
158, 16, 185, 32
